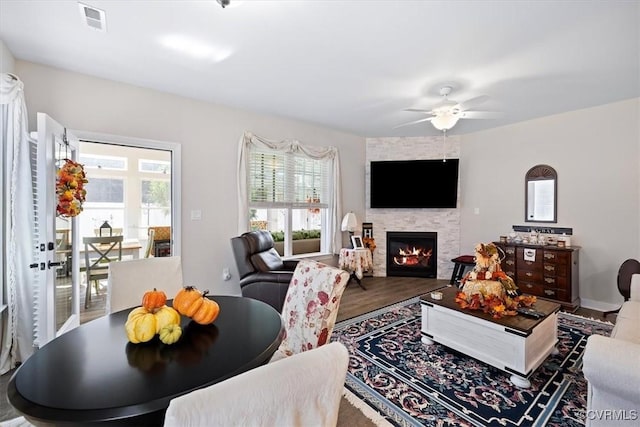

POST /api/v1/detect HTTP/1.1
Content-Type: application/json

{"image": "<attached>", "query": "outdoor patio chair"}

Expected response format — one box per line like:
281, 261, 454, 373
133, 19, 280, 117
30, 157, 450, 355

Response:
83, 235, 123, 309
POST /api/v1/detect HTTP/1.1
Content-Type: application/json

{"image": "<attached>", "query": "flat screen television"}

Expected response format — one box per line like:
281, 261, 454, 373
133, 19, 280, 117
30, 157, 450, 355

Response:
370, 159, 459, 208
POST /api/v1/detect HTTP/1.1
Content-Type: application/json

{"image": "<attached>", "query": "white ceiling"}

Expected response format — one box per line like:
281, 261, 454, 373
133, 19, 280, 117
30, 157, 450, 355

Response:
1, 0, 639, 137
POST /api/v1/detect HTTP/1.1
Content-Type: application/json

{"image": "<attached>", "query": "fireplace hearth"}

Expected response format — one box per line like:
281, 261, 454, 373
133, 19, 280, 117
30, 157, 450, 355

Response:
386, 231, 437, 278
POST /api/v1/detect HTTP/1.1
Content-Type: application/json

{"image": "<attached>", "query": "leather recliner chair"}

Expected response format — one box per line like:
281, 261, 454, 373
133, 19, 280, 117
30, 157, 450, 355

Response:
231, 230, 299, 313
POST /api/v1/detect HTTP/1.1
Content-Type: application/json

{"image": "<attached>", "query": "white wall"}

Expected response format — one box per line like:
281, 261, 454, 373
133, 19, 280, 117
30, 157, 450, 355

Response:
15, 60, 365, 296
459, 98, 640, 310
0, 39, 15, 74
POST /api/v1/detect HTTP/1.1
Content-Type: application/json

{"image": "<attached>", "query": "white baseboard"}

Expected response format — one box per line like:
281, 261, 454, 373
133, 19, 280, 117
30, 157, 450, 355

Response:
580, 298, 621, 312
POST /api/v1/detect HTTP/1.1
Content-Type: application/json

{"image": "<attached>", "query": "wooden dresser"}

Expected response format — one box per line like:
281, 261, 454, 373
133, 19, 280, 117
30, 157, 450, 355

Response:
494, 242, 580, 312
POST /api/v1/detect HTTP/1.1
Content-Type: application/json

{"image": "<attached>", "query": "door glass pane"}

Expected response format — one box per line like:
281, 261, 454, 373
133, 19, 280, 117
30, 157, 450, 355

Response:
77, 141, 173, 321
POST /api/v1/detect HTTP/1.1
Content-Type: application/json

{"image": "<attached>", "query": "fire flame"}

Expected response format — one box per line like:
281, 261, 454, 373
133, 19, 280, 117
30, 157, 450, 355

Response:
393, 247, 433, 266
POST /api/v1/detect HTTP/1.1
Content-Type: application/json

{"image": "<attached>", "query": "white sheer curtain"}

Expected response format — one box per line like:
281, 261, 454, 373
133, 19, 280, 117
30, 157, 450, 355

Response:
237, 131, 343, 254
1, 73, 36, 374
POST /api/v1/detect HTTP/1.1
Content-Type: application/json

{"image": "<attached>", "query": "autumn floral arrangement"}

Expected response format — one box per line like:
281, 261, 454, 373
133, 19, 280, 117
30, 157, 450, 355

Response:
362, 237, 376, 253
455, 242, 537, 318
56, 159, 88, 217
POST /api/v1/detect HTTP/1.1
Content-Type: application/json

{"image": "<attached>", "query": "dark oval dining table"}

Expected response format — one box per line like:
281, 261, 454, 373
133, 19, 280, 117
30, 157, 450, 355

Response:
8, 295, 284, 426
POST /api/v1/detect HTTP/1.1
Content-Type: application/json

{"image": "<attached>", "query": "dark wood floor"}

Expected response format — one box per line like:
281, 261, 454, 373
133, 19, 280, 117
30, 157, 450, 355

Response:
0, 275, 615, 424
337, 275, 612, 322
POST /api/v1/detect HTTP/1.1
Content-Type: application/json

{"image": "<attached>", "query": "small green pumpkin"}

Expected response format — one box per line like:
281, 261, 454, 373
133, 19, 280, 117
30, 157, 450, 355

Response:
159, 323, 182, 345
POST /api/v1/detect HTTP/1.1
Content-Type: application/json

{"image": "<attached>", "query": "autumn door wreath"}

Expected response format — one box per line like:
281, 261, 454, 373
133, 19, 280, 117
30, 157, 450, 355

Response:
56, 159, 88, 217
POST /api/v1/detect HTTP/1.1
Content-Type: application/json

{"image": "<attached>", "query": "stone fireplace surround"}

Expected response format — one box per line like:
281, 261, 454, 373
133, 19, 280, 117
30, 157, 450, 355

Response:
365, 136, 461, 280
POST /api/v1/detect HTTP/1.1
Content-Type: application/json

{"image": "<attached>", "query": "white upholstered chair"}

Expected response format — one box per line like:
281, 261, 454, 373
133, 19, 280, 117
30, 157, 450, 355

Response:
163, 342, 349, 427
106, 256, 183, 313
270, 259, 350, 362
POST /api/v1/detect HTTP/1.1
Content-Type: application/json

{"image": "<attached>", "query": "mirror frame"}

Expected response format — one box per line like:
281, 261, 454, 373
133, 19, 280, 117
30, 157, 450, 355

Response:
525, 164, 557, 223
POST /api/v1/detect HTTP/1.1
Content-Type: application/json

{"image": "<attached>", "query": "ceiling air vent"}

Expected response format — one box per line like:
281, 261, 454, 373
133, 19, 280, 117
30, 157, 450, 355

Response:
78, 2, 107, 32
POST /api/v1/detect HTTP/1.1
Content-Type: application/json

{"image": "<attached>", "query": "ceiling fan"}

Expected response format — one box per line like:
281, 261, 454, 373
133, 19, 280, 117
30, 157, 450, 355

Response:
395, 86, 502, 132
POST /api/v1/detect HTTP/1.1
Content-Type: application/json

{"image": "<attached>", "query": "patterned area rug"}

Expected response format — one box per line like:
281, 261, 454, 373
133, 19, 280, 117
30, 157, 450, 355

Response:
331, 297, 613, 427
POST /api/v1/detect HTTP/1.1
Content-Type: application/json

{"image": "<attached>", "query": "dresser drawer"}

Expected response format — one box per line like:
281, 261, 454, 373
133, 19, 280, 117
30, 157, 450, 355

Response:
519, 281, 543, 297
517, 270, 543, 282
543, 250, 570, 264
503, 246, 516, 257
543, 263, 568, 276
541, 287, 568, 302
519, 259, 542, 271
516, 248, 543, 268
543, 275, 568, 288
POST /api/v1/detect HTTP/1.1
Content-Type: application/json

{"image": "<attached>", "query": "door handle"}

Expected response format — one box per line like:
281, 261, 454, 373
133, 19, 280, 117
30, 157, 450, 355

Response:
29, 263, 39, 269
48, 260, 63, 269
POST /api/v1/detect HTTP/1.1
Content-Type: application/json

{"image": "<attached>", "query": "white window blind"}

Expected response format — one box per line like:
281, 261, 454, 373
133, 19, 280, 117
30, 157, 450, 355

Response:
29, 138, 43, 346
248, 149, 329, 209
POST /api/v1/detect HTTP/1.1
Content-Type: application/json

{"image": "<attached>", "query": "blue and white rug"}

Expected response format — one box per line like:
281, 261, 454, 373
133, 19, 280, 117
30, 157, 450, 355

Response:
332, 297, 614, 427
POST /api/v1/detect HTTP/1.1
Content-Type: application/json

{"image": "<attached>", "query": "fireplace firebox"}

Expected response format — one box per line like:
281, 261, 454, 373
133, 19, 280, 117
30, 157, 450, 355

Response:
386, 231, 437, 278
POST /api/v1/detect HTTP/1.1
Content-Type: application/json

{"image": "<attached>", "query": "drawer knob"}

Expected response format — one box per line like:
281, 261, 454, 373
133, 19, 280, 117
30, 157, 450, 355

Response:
544, 253, 555, 259
545, 265, 555, 271
506, 260, 514, 266
526, 272, 532, 277
544, 289, 555, 296
525, 284, 533, 289
545, 278, 555, 284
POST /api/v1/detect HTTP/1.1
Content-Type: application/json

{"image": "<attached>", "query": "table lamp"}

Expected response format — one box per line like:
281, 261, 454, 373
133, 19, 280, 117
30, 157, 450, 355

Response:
341, 212, 358, 248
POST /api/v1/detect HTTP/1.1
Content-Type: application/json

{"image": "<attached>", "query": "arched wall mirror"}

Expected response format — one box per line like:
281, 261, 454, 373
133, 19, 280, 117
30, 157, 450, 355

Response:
525, 164, 557, 223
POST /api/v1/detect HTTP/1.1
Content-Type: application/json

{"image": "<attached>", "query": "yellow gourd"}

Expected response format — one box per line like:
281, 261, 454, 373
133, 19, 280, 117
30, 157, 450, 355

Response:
125, 309, 157, 344
153, 305, 181, 333
125, 305, 181, 343
159, 324, 182, 345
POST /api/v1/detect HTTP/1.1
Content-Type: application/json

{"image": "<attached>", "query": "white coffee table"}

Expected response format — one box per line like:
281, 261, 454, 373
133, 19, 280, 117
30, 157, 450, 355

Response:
420, 287, 560, 388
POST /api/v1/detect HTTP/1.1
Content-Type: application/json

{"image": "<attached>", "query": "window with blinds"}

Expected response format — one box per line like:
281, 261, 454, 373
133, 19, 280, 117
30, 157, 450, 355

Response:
246, 147, 330, 257
248, 150, 329, 209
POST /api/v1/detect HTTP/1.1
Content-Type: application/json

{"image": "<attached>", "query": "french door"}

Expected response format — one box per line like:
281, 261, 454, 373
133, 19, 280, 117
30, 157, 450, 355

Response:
32, 113, 80, 345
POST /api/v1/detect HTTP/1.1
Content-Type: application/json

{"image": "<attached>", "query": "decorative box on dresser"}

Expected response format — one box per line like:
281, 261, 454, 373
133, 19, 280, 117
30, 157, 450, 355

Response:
495, 242, 580, 312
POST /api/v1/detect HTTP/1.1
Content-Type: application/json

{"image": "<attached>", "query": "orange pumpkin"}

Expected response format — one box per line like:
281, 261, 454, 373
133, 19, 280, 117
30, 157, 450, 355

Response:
191, 297, 220, 325
173, 286, 220, 325
142, 288, 167, 311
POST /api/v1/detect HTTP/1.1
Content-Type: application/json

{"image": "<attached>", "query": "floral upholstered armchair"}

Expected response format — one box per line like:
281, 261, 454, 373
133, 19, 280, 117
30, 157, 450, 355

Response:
270, 260, 350, 361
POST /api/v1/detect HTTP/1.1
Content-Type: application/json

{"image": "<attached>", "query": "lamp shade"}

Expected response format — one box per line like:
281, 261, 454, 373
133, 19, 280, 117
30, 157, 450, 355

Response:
341, 212, 357, 232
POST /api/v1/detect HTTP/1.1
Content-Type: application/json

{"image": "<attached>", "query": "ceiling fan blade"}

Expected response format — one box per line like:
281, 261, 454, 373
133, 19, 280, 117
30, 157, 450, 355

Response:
393, 116, 434, 129
460, 111, 504, 119
455, 95, 490, 111
404, 108, 434, 113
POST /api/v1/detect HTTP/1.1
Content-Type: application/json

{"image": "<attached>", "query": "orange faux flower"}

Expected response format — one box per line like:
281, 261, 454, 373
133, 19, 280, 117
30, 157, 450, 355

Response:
455, 288, 537, 319
56, 159, 88, 218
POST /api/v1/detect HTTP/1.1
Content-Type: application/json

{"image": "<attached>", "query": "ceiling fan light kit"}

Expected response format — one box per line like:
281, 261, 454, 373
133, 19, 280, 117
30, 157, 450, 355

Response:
431, 112, 460, 131
397, 86, 500, 132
